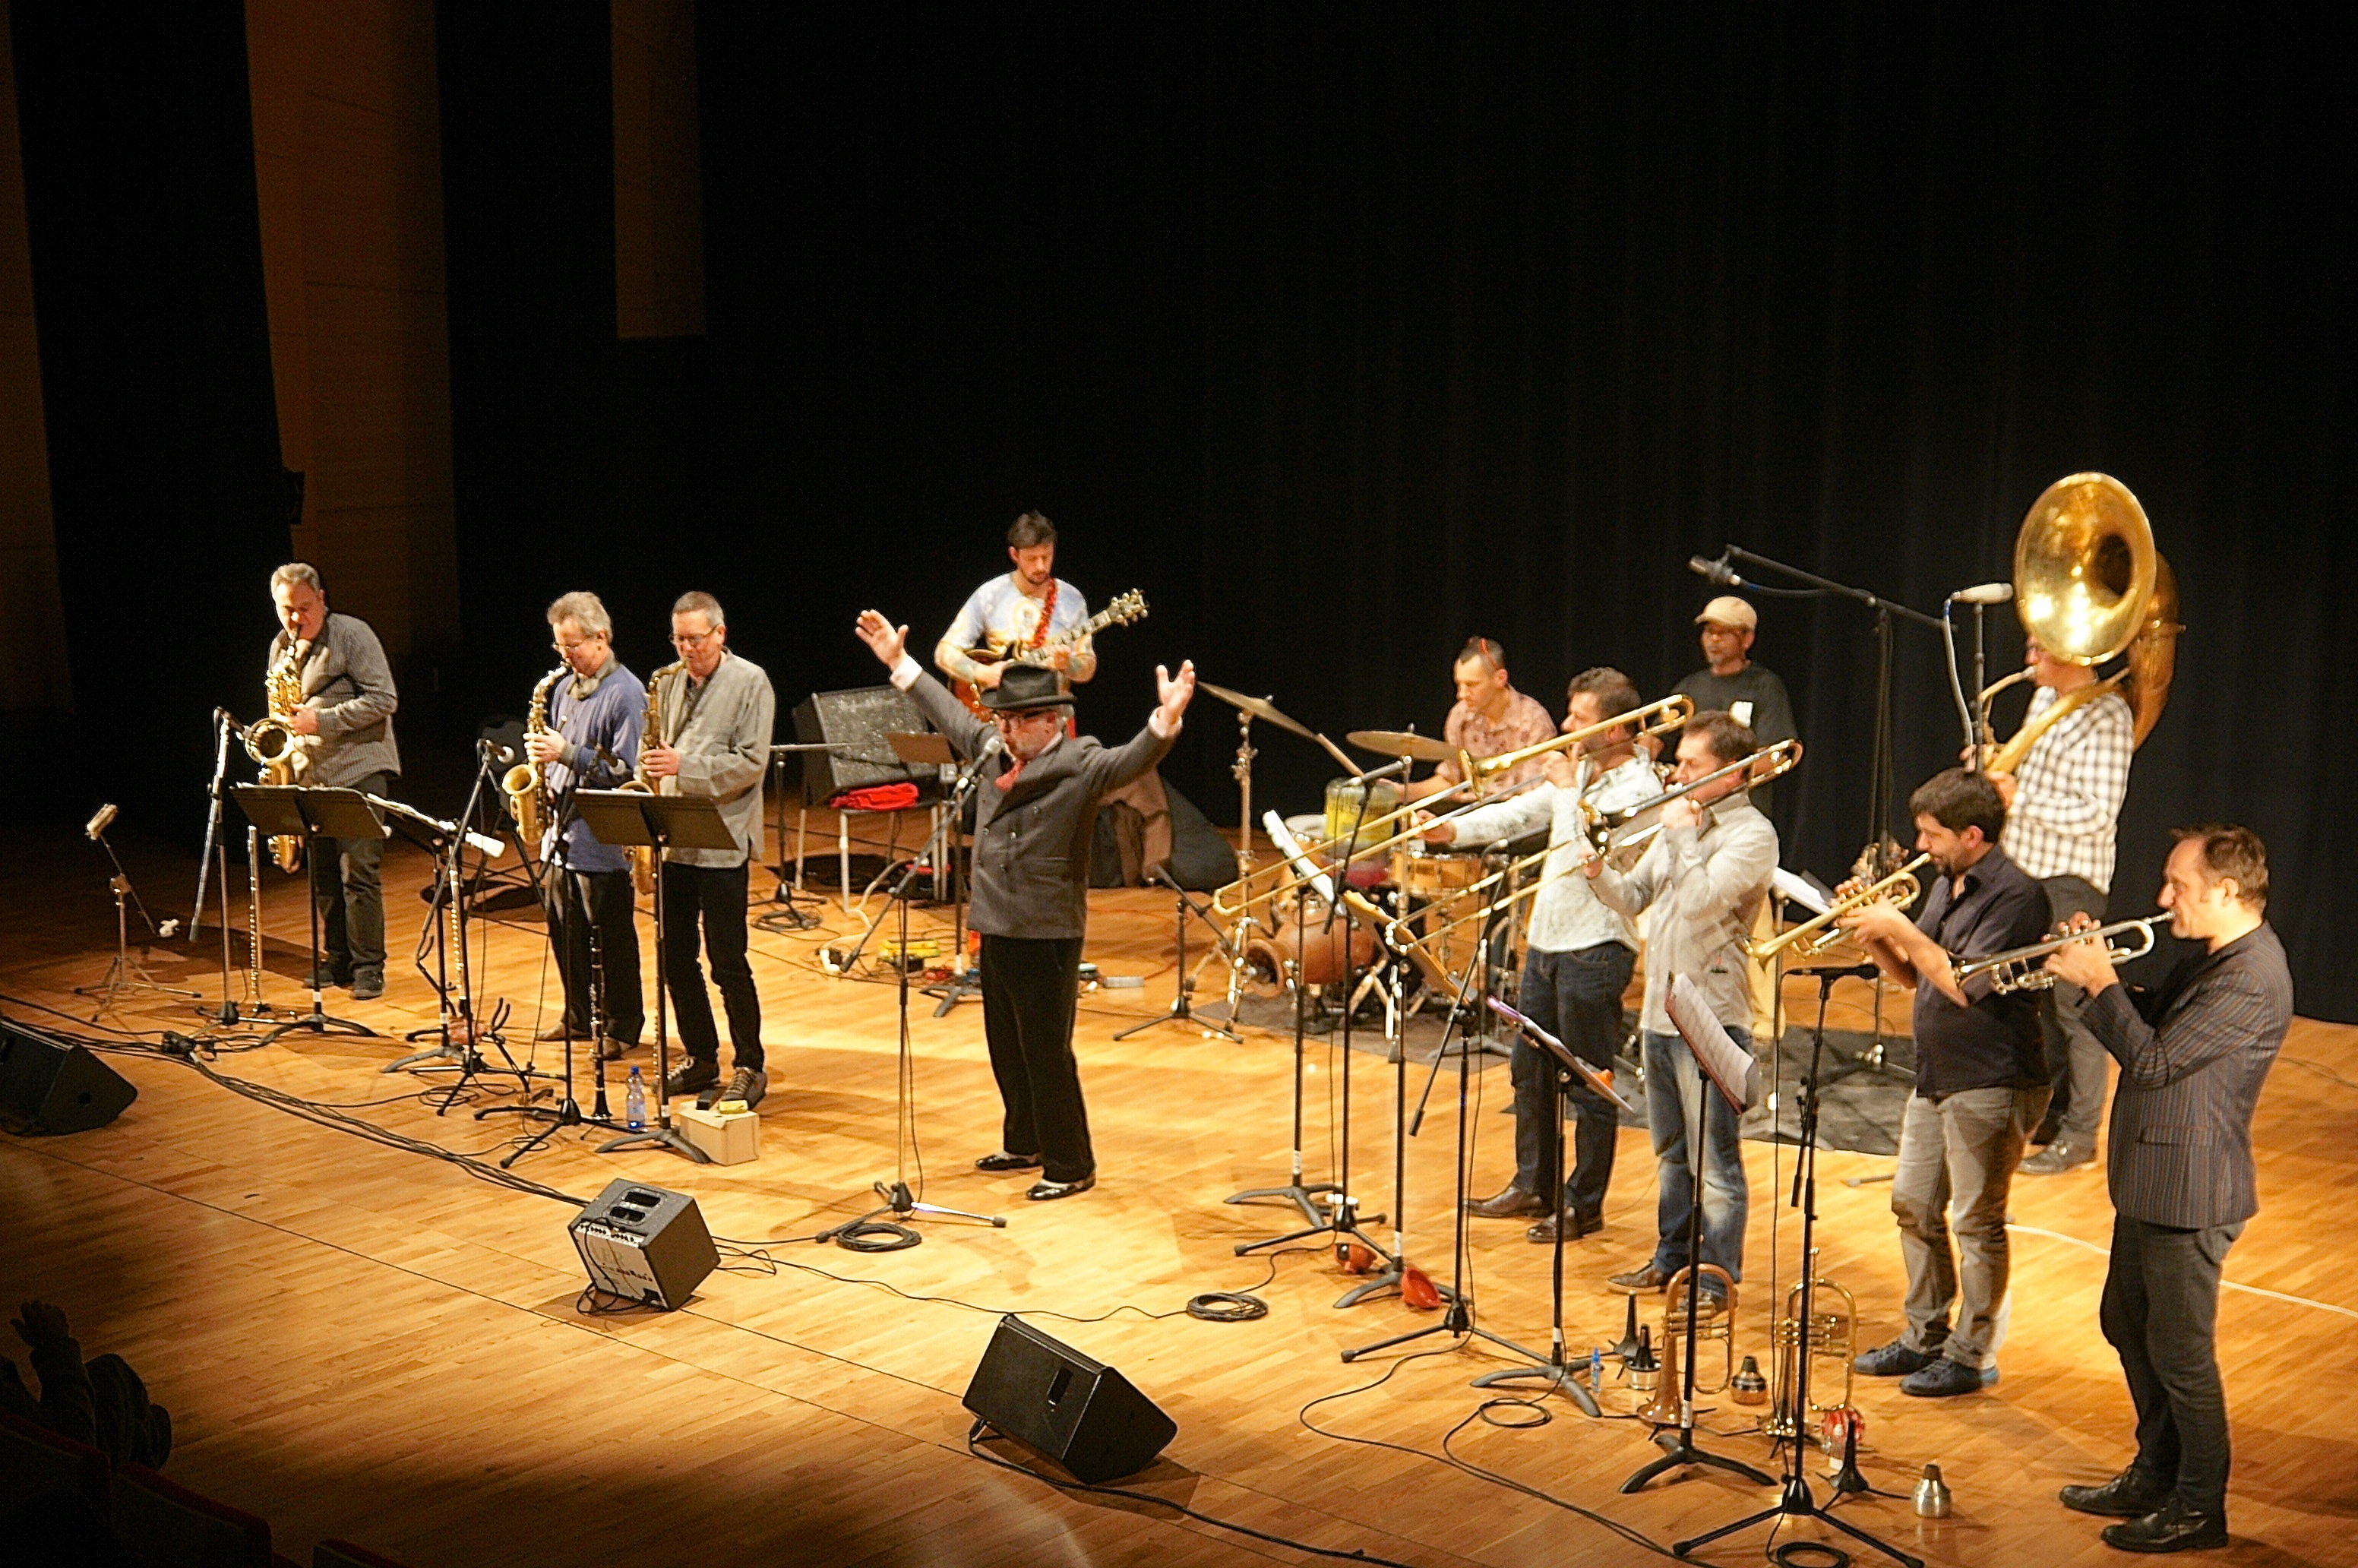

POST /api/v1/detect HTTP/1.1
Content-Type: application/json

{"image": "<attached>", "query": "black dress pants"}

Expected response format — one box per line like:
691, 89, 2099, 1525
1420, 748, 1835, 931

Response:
542, 865, 643, 1044
978, 934, 1092, 1183
2102, 1212, 2243, 1514
659, 861, 761, 1070
1512, 942, 1636, 1219
311, 770, 390, 978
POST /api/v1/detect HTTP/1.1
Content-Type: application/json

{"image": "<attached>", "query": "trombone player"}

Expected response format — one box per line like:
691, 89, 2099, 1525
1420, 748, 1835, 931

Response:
1838, 768, 2052, 1397
1429, 669, 1659, 1243
1583, 711, 1779, 1311
2043, 826, 2289, 1554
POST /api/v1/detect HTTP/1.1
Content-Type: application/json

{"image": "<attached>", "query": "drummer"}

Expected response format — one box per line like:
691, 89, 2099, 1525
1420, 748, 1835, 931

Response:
1401, 637, 1559, 804
1420, 668, 1659, 1243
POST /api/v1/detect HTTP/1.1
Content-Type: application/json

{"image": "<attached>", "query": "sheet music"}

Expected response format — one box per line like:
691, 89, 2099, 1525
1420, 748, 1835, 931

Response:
1664, 972, 1759, 1112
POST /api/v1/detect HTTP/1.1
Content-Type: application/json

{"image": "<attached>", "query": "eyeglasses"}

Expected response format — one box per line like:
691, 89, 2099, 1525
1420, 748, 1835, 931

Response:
671, 631, 716, 650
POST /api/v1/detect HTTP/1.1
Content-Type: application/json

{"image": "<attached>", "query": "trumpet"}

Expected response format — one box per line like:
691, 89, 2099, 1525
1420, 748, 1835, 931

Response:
1208, 695, 1695, 918
1952, 913, 2170, 994
1746, 853, 1931, 966
1386, 740, 1803, 962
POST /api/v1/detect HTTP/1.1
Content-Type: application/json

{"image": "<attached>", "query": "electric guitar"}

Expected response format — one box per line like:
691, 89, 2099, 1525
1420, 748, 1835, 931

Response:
950, 590, 1149, 716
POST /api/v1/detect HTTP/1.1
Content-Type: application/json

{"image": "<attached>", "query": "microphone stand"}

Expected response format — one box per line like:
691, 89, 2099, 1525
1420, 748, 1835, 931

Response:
192, 713, 247, 1025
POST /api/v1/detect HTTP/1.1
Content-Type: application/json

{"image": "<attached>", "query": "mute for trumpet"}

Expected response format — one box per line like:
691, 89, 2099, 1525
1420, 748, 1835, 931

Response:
1913, 1462, 1952, 1519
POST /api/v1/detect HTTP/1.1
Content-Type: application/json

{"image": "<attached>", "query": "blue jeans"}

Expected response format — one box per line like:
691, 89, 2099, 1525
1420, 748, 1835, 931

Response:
1642, 1026, 1750, 1290
1512, 944, 1636, 1216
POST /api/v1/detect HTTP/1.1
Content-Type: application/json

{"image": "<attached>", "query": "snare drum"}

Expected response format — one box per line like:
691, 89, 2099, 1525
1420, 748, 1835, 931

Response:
1389, 846, 1484, 902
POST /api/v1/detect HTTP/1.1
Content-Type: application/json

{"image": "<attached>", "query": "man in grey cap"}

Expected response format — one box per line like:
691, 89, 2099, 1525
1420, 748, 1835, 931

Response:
1672, 596, 1797, 818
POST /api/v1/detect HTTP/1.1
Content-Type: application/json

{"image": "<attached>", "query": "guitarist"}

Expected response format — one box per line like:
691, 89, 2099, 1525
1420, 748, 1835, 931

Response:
934, 512, 1096, 698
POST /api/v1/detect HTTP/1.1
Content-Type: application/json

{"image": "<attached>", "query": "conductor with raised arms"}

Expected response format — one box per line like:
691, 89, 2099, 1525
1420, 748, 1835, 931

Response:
857, 607, 1194, 1200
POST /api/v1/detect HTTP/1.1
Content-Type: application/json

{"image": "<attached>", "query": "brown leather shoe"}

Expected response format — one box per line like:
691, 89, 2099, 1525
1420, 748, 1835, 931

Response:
1607, 1263, 1671, 1293
1465, 1185, 1550, 1219
1526, 1209, 1603, 1244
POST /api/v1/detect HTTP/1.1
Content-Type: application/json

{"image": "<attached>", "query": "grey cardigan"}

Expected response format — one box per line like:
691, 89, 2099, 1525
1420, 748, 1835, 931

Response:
653, 652, 775, 868
267, 612, 400, 787
897, 665, 1174, 940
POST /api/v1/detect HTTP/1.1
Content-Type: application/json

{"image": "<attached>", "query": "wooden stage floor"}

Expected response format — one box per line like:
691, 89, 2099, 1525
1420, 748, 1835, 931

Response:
4, 820, 2354, 1566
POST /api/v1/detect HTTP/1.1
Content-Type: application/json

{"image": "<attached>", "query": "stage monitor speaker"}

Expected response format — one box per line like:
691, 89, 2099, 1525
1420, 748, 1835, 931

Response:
568, 1179, 718, 1310
793, 685, 940, 805
961, 1315, 1177, 1484
0, 1024, 136, 1134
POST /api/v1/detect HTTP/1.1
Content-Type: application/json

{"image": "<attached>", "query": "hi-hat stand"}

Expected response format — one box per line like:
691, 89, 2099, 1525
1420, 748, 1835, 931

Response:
1115, 865, 1242, 1042
74, 805, 198, 1021
575, 787, 738, 1163
1671, 966, 1920, 1566
818, 808, 1004, 1248
235, 786, 384, 1047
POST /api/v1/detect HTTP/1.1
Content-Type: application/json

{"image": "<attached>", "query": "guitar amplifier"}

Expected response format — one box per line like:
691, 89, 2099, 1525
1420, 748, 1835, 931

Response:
793, 684, 940, 805
568, 1180, 718, 1309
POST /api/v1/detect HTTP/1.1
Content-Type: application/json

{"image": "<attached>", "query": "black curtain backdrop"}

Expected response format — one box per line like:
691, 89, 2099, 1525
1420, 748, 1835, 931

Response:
10, 1, 289, 829
427, 8, 2356, 1013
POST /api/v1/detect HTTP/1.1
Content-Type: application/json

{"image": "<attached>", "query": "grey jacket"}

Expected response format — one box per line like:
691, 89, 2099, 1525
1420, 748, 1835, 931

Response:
898, 666, 1174, 940
653, 652, 774, 868
2084, 922, 2292, 1230
267, 612, 400, 787
1590, 794, 1778, 1035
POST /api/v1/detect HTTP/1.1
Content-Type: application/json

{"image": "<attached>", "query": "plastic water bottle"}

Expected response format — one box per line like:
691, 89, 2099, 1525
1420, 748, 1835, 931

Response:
625, 1067, 646, 1131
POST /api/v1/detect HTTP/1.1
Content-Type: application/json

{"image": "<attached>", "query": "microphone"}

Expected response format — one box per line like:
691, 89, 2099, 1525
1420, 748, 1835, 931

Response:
485, 741, 517, 765
1949, 581, 2013, 605
464, 830, 508, 860
1687, 553, 1743, 588
84, 803, 118, 840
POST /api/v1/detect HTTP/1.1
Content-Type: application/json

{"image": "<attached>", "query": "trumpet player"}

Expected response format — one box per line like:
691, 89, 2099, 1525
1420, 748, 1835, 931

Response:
2043, 826, 2288, 1555
1430, 669, 1658, 1243
529, 593, 646, 1056
1584, 711, 1778, 1312
266, 563, 399, 1001
1838, 767, 2052, 1398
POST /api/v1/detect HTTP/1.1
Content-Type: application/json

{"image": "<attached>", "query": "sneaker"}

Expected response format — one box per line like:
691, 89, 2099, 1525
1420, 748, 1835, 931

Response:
1854, 1337, 1939, 1377
704, 1067, 767, 1111
2020, 1140, 2095, 1175
662, 1059, 719, 1099
349, 969, 385, 1001
306, 966, 352, 991
1901, 1358, 1999, 1397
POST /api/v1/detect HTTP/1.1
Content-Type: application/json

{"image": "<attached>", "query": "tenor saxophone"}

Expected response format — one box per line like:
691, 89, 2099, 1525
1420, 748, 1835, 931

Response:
622, 660, 685, 896
504, 665, 566, 849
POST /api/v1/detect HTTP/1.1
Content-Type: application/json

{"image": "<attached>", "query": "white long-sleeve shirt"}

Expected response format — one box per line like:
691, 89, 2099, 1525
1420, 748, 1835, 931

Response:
1590, 795, 1778, 1035
1443, 755, 1660, 954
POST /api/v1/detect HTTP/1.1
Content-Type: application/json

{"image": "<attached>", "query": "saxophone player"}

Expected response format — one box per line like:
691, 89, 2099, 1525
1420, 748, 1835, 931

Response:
528, 593, 646, 1054
266, 564, 400, 1001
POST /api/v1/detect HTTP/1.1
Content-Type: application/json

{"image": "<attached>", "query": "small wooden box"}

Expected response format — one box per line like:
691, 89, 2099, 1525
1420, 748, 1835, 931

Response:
675, 1104, 760, 1165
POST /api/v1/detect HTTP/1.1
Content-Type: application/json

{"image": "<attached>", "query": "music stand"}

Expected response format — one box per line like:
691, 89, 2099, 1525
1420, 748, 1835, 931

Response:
573, 789, 738, 1164
1621, 974, 1775, 1493
235, 786, 384, 1046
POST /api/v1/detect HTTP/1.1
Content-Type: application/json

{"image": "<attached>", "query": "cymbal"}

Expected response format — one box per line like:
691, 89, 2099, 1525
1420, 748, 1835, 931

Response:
1199, 681, 1317, 741
1347, 729, 1454, 764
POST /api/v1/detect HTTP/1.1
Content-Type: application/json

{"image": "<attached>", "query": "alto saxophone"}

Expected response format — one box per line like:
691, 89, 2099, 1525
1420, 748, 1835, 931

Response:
248, 637, 314, 872
504, 665, 567, 849
622, 660, 685, 896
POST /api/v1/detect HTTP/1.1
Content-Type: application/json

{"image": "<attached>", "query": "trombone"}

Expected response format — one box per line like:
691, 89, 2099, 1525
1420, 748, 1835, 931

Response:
1951, 913, 2170, 994
1209, 695, 1695, 918
1384, 740, 1804, 959
1745, 853, 1931, 966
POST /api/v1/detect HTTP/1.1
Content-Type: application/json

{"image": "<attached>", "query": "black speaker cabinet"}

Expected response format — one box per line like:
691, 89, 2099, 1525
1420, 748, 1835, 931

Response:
568, 1180, 718, 1310
0, 1025, 136, 1134
792, 684, 940, 805
962, 1316, 1177, 1484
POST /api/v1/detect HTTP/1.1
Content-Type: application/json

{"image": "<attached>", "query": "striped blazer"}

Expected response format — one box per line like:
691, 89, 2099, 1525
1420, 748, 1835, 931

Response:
2082, 923, 2293, 1230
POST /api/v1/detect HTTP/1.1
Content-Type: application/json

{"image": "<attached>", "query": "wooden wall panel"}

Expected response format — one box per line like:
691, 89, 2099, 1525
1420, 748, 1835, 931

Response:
245, 0, 460, 658
0, 0, 74, 713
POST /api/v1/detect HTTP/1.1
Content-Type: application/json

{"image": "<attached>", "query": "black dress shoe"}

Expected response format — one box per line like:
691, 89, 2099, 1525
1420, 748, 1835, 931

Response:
1465, 1185, 1550, 1219
1606, 1263, 1671, 1292
307, 967, 352, 991
975, 1150, 1043, 1173
1026, 1175, 1095, 1201
1526, 1209, 1602, 1244
2059, 1469, 2171, 1518
2101, 1497, 2227, 1554
662, 1060, 719, 1099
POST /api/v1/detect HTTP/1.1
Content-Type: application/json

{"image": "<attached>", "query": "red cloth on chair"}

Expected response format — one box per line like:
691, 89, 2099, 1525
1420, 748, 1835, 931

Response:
830, 782, 920, 812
